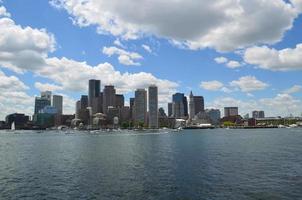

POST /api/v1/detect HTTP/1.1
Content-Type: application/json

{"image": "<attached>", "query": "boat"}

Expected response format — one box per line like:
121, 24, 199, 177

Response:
11, 121, 15, 131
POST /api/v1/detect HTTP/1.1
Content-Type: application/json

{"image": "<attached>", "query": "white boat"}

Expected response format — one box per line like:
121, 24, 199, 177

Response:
11, 121, 15, 131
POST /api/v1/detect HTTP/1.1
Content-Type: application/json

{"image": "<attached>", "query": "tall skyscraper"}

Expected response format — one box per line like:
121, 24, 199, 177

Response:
103, 85, 116, 114
148, 85, 158, 129
80, 95, 88, 109
193, 96, 204, 114
130, 98, 135, 121
168, 103, 173, 117
115, 94, 124, 108
172, 93, 187, 118
52, 95, 63, 115
189, 91, 195, 119
88, 79, 101, 108
224, 107, 239, 117
134, 89, 147, 125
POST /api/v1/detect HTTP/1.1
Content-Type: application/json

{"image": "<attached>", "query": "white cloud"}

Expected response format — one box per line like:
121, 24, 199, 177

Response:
102, 46, 143, 66
142, 44, 152, 53
200, 80, 224, 91
113, 39, 125, 48
50, 0, 301, 51
230, 76, 269, 92
283, 85, 302, 94
226, 60, 241, 69
0, 6, 10, 17
34, 82, 63, 92
244, 44, 302, 71
0, 17, 56, 73
214, 57, 228, 64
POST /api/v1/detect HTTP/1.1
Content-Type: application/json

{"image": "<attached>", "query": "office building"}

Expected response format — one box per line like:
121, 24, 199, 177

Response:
88, 79, 101, 106
5, 113, 29, 129
80, 95, 88, 109
52, 95, 63, 115
130, 98, 135, 121
252, 110, 265, 119
168, 103, 173, 117
115, 94, 124, 108
172, 93, 187, 118
134, 89, 147, 125
189, 91, 195, 119
224, 107, 239, 117
193, 96, 204, 114
34, 97, 51, 114
206, 109, 221, 125
103, 85, 116, 114
148, 85, 158, 129
41, 91, 52, 102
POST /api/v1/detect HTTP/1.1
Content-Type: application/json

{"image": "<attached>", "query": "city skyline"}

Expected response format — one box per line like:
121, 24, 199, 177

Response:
1, 0, 302, 120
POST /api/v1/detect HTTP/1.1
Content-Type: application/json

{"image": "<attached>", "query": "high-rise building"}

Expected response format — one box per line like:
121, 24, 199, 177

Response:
88, 79, 101, 108
206, 109, 221, 125
172, 93, 187, 118
224, 107, 239, 117
115, 94, 124, 108
130, 98, 135, 121
193, 96, 204, 114
52, 95, 63, 115
41, 91, 52, 102
189, 91, 195, 119
103, 85, 116, 114
34, 97, 51, 114
80, 95, 88, 109
148, 85, 158, 129
252, 110, 265, 119
168, 103, 173, 117
134, 89, 147, 125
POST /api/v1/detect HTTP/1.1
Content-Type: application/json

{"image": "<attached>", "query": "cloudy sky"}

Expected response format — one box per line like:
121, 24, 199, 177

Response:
1, 0, 302, 120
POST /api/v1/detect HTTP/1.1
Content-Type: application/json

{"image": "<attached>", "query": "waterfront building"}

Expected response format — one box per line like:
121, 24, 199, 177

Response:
115, 94, 124, 108
103, 85, 116, 114
205, 109, 221, 126
148, 85, 158, 129
189, 91, 195, 119
5, 113, 29, 129
172, 93, 187, 119
168, 103, 173, 117
34, 97, 51, 114
134, 89, 147, 126
224, 107, 239, 117
80, 95, 88, 109
252, 110, 265, 119
193, 96, 204, 114
39, 106, 58, 114
52, 95, 63, 115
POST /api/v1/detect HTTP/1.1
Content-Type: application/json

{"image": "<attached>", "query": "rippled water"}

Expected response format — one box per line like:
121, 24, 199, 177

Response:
0, 128, 302, 200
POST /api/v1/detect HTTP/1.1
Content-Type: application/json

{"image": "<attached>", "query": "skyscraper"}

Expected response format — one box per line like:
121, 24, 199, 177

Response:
130, 98, 135, 121
172, 93, 187, 118
34, 97, 51, 114
80, 95, 88, 109
168, 103, 173, 117
115, 94, 124, 108
193, 96, 204, 114
134, 89, 147, 126
52, 95, 63, 115
148, 85, 158, 129
41, 91, 52, 102
189, 91, 195, 119
252, 110, 265, 118
103, 85, 116, 114
88, 79, 101, 108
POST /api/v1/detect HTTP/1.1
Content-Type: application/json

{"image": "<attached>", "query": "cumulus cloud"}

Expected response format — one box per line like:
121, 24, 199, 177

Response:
0, 17, 55, 73
200, 80, 224, 91
214, 56, 242, 69
50, 0, 301, 51
34, 82, 63, 92
102, 46, 143, 66
244, 44, 302, 71
0, 6, 10, 17
230, 76, 269, 92
283, 85, 302, 94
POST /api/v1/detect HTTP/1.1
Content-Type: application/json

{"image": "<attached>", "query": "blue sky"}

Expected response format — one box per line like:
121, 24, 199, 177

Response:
1, 0, 302, 119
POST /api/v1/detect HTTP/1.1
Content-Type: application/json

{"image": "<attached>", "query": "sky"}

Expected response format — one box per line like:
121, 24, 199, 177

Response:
1, 0, 302, 120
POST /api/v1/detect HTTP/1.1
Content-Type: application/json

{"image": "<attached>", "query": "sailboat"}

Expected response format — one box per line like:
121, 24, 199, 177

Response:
11, 121, 15, 131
